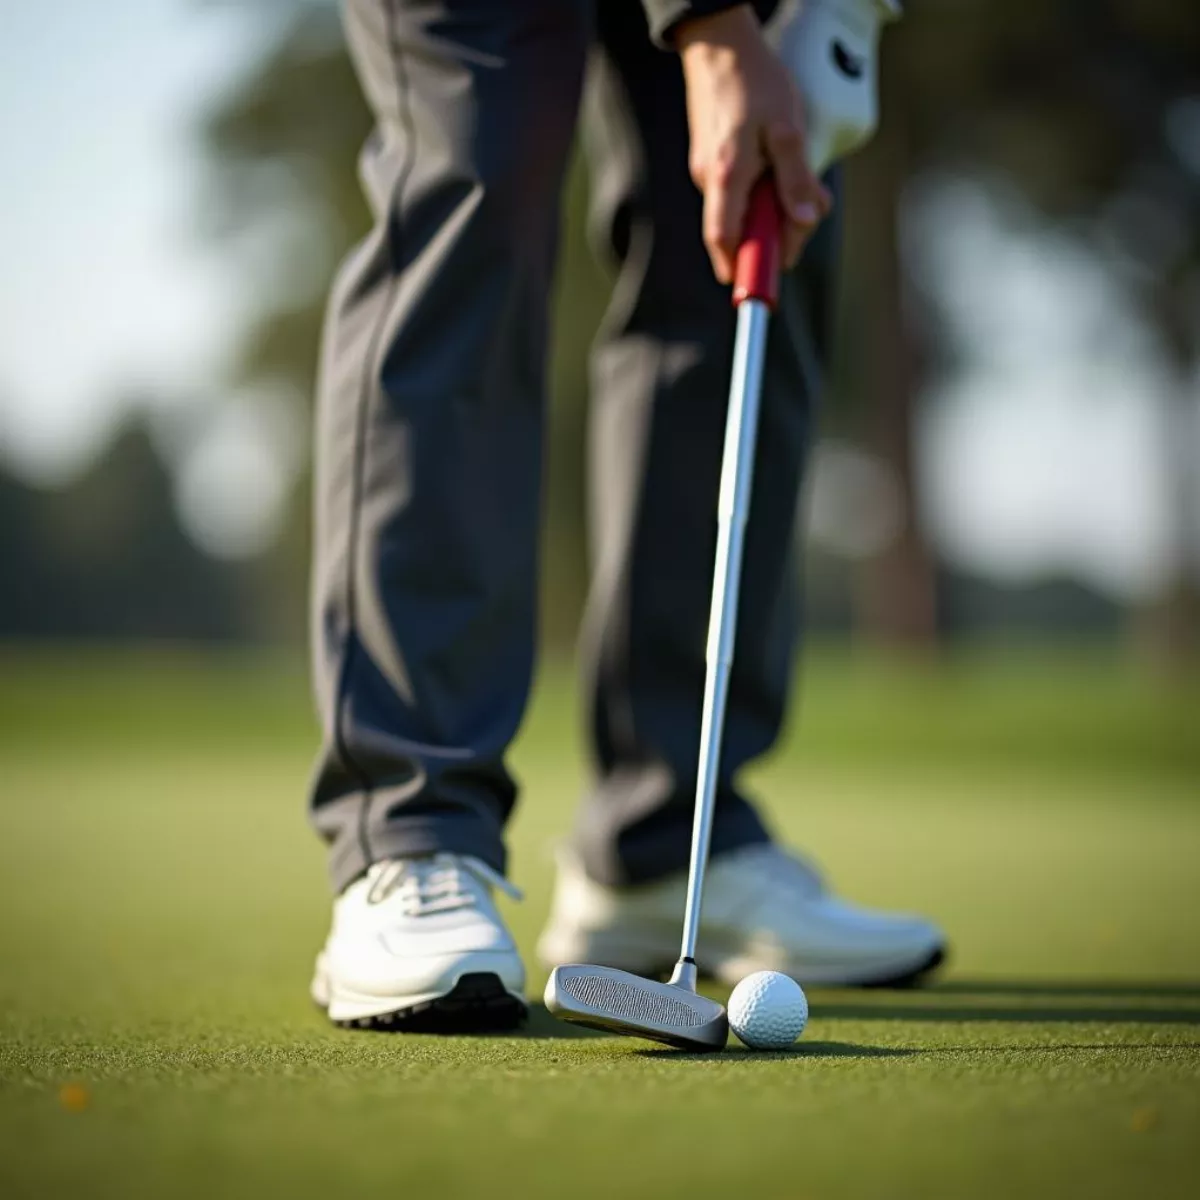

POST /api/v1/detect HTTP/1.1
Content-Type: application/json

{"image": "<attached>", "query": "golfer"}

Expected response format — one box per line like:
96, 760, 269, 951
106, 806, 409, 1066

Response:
309, 0, 944, 1029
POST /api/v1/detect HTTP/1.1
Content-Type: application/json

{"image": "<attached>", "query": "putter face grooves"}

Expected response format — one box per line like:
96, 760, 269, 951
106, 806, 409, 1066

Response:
559, 973, 705, 1027
545, 965, 728, 1052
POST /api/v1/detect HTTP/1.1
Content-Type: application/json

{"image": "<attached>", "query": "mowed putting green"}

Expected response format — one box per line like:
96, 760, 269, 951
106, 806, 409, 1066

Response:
0, 648, 1197, 1199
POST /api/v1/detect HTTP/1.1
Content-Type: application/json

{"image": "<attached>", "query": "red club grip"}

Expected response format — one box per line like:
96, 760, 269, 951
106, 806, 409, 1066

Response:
732, 176, 783, 310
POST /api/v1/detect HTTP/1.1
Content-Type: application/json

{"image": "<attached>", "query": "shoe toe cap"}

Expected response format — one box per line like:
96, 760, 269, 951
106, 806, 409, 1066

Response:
803, 898, 944, 955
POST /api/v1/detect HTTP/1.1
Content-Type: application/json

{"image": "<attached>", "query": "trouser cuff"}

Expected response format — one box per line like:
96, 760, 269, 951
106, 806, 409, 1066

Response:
326, 807, 508, 895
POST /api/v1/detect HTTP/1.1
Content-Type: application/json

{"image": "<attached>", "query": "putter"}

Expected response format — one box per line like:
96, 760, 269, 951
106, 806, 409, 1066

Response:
545, 0, 902, 1051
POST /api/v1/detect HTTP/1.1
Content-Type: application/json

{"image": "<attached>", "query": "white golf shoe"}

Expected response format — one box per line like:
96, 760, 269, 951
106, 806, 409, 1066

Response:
312, 854, 527, 1030
538, 843, 945, 987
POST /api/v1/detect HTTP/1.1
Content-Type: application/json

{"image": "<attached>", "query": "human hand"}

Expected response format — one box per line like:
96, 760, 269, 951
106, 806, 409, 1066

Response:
677, 4, 833, 284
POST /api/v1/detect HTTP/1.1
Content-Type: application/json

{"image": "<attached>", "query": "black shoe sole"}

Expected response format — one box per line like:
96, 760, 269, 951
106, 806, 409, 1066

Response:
332, 973, 528, 1034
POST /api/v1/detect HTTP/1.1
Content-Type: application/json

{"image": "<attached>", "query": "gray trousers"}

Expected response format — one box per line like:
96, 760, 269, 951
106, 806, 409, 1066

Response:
310, 0, 836, 892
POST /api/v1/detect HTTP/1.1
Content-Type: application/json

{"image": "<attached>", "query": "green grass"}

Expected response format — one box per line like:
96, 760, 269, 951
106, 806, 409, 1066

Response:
0, 647, 1197, 1199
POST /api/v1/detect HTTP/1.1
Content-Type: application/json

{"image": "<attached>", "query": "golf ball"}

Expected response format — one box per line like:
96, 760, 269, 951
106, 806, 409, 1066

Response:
728, 970, 808, 1050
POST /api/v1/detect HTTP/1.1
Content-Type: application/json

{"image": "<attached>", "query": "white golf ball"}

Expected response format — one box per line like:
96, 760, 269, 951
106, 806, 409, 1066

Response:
728, 970, 808, 1050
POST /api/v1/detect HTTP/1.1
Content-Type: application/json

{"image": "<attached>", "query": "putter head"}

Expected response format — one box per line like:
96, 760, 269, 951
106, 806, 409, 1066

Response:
544, 962, 728, 1052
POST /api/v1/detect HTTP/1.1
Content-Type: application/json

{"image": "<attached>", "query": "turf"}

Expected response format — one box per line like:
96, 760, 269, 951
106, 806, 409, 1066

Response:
0, 648, 1197, 1199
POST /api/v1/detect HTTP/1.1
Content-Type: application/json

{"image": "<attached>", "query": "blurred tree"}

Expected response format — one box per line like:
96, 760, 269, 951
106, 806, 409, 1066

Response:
840, 0, 1199, 656
840, 46, 939, 649
975, 0, 1199, 667
0, 414, 251, 640
198, 2, 370, 396
195, 0, 1198, 659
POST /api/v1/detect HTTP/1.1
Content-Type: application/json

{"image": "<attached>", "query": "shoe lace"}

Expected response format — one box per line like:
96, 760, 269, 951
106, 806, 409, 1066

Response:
365, 854, 522, 916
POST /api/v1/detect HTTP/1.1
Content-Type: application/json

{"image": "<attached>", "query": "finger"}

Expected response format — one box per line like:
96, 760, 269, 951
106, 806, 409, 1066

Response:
703, 177, 733, 284
780, 221, 808, 271
704, 143, 758, 283
764, 119, 822, 229
688, 159, 727, 282
783, 213, 825, 270
778, 202, 820, 270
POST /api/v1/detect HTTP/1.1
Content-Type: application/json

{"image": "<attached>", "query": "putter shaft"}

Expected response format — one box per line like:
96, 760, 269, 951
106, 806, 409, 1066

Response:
677, 296, 771, 966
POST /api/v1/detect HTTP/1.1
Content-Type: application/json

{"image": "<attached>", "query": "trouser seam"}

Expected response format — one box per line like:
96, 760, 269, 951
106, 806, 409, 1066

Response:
589, 330, 663, 779
335, 0, 418, 875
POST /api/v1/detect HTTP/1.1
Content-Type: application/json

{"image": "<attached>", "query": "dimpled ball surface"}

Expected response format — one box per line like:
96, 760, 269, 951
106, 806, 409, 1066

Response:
728, 971, 808, 1050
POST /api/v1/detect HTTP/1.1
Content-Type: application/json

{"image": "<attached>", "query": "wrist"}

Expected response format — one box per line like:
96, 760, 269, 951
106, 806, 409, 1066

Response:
674, 4, 760, 56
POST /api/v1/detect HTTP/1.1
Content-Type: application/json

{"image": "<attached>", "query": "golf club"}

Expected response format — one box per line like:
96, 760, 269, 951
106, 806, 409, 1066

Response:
545, 0, 902, 1051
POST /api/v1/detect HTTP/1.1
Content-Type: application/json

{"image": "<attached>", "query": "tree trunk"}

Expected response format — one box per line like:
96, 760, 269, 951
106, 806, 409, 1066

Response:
1135, 303, 1199, 674
844, 58, 939, 651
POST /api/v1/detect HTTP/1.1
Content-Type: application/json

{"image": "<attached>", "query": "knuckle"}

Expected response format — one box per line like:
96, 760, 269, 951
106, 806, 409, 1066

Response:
710, 143, 735, 175
712, 159, 738, 189
714, 134, 747, 170
706, 229, 731, 256
768, 123, 802, 152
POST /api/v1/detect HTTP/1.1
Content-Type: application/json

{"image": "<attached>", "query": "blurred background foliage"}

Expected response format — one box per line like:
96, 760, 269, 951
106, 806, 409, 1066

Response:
0, 0, 1196, 664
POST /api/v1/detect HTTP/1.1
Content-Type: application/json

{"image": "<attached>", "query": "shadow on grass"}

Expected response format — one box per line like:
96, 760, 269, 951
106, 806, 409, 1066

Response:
630, 1038, 1200, 1062
354, 984, 1200, 1041
812, 978, 1200, 1026
925, 1042, 1200, 1054
632, 1041, 916, 1061
331, 1003, 604, 1040
518, 1006, 918, 1053
520, 1003, 606, 1040
932, 979, 1200, 1000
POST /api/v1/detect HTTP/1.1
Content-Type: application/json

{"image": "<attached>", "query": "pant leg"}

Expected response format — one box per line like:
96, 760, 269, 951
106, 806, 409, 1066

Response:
310, 0, 590, 892
575, 0, 839, 886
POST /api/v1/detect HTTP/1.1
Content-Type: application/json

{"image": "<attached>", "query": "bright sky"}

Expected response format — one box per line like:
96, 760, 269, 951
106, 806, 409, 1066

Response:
0, 0, 265, 478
